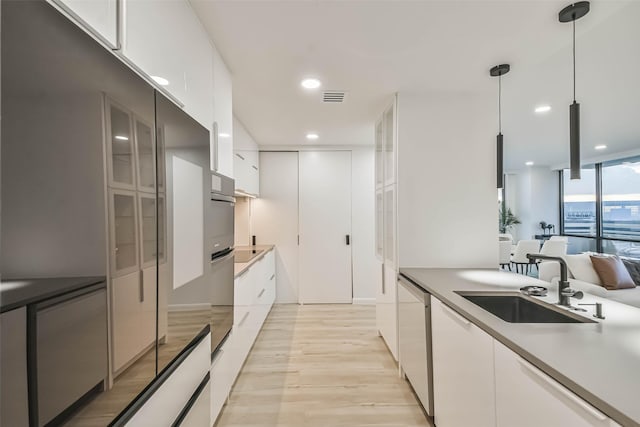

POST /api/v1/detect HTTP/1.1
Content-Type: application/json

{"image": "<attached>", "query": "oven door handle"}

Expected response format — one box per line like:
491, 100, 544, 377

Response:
211, 249, 235, 264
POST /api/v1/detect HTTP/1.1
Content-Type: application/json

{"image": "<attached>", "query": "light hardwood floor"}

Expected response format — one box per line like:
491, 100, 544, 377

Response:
216, 304, 432, 427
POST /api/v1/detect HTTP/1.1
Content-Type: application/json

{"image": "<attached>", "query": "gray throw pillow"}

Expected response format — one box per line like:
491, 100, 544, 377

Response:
622, 258, 640, 287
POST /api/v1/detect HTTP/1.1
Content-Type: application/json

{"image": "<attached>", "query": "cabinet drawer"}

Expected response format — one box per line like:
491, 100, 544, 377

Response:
495, 340, 617, 427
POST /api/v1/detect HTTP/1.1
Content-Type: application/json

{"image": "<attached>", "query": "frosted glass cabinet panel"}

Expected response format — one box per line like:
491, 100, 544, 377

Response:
136, 118, 155, 192
139, 195, 156, 267
107, 102, 136, 189
111, 190, 139, 276
375, 119, 383, 188
384, 185, 396, 264
383, 101, 396, 186
376, 189, 383, 260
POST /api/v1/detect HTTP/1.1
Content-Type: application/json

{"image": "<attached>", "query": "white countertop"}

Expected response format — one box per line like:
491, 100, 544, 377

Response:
400, 268, 640, 427
234, 245, 275, 278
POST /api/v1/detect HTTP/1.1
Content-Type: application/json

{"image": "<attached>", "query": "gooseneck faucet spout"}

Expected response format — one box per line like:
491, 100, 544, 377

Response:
526, 253, 582, 308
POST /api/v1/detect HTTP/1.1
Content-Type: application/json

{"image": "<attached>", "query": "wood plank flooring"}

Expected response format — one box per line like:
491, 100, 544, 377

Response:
216, 304, 432, 427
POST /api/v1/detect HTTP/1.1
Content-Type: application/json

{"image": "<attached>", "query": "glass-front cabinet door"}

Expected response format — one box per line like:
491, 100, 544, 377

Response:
107, 100, 136, 190
110, 189, 139, 276
384, 185, 396, 265
375, 119, 384, 189
383, 100, 396, 186
138, 194, 157, 268
376, 189, 384, 260
135, 118, 155, 193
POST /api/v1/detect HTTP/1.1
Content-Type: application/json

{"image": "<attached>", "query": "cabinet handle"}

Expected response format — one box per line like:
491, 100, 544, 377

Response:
516, 357, 607, 421
238, 311, 250, 327
345, 235, 350, 245
235, 153, 245, 160
381, 264, 385, 294
257, 288, 265, 298
269, 274, 275, 281
440, 303, 470, 327
252, 165, 258, 171
139, 270, 144, 302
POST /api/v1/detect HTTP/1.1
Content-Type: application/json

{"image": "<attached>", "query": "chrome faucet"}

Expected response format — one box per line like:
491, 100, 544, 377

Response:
526, 254, 583, 308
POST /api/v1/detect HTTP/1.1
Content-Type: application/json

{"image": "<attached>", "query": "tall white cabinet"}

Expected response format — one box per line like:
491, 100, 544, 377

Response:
375, 97, 399, 360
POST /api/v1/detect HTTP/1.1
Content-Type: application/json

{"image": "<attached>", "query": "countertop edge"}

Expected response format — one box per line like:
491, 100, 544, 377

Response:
1, 276, 107, 313
234, 245, 275, 278
399, 269, 637, 427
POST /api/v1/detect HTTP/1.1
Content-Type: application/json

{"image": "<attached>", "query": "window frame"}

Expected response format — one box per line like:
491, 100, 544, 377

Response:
560, 159, 640, 255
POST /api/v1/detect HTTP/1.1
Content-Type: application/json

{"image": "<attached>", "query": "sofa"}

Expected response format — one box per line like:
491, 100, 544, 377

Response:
538, 253, 640, 309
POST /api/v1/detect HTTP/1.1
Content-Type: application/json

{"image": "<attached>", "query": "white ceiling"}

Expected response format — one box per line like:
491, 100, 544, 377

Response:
190, 0, 639, 170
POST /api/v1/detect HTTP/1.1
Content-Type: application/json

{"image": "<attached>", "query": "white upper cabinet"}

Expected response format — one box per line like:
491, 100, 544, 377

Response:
233, 117, 259, 196
122, 0, 213, 129
49, 0, 119, 48
212, 46, 234, 178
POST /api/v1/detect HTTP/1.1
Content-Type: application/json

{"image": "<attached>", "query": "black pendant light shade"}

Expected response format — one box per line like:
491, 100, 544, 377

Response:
490, 64, 510, 189
570, 101, 581, 179
560, 1, 590, 180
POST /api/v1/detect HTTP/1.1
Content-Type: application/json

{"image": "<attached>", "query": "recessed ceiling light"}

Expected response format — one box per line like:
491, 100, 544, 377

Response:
525, 161, 534, 166
535, 105, 552, 114
306, 133, 319, 140
301, 78, 321, 89
218, 133, 230, 138
594, 144, 607, 150
151, 75, 169, 86
114, 135, 129, 141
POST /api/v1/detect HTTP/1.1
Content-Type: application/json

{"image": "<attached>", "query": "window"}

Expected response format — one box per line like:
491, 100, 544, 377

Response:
561, 156, 640, 258
601, 156, 640, 240
562, 166, 596, 237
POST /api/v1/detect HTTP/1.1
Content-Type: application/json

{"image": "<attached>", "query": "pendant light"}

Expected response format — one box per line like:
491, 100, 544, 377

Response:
559, 1, 590, 180
490, 64, 510, 189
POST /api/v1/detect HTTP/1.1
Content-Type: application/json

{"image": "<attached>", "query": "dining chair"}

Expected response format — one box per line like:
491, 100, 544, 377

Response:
511, 240, 541, 274
499, 240, 512, 270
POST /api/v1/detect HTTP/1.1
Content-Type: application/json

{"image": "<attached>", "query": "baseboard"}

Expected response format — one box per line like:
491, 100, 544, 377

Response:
168, 303, 211, 312
352, 297, 376, 305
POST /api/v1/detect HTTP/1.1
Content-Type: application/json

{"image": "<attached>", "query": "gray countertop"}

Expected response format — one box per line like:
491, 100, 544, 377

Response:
0, 276, 106, 313
234, 245, 275, 278
400, 268, 640, 427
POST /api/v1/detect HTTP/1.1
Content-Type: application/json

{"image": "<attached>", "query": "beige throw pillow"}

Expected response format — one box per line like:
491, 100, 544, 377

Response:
590, 255, 636, 290
564, 254, 602, 285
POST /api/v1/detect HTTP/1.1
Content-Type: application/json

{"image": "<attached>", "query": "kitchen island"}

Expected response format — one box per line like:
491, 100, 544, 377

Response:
400, 268, 640, 427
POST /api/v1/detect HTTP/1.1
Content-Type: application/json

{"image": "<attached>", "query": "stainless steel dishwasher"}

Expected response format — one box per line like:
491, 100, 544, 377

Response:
398, 274, 433, 417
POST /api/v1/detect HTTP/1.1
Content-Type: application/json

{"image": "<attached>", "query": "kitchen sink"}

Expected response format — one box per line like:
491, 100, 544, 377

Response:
455, 291, 595, 323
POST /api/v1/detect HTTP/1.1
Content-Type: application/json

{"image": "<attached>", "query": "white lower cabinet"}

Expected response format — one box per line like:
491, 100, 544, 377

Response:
377, 264, 398, 360
210, 249, 276, 424
430, 296, 621, 427
494, 341, 620, 427
431, 297, 496, 427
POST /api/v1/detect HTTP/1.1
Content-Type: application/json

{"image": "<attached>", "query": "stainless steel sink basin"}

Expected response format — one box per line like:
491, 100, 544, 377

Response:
455, 291, 595, 323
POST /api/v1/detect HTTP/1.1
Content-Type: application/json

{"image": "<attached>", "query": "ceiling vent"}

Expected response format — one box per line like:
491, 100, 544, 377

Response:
322, 91, 347, 103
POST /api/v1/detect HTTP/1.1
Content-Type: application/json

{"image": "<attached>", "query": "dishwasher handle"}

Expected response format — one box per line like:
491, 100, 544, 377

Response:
398, 274, 430, 305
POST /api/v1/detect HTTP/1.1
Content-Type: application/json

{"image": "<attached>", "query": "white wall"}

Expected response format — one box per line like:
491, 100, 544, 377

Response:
351, 149, 379, 303
510, 167, 560, 241
234, 197, 251, 247
396, 92, 497, 268
251, 152, 299, 303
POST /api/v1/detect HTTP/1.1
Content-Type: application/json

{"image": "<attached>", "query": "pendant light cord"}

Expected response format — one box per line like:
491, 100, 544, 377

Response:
573, 18, 576, 102
498, 74, 502, 133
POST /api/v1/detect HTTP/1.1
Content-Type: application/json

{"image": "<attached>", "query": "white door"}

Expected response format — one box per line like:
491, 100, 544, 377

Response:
298, 151, 352, 304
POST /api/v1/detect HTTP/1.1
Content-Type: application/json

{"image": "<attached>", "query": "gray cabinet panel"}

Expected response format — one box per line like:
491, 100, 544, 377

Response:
0, 307, 29, 427
36, 288, 108, 426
